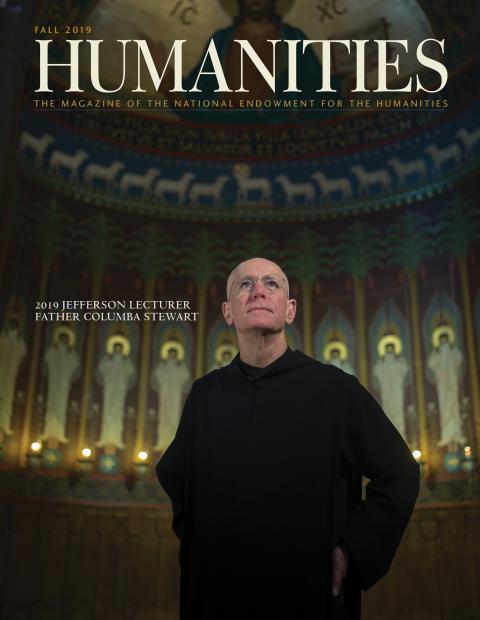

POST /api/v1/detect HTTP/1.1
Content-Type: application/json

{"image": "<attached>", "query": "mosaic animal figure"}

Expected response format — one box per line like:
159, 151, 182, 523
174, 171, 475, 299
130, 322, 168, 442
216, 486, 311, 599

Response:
387, 157, 428, 185
424, 143, 462, 174
118, 167, 161, 196
189, 175, 230, 207
19, 132, 54, 163
233, 170, 272, 203
456, 127, 480, 159
154, 172, 195, 203
84, 161, 125, 189
350, 165, 392, 195
311, 171, 353, 201
275, 175, 316, 206
49, 149, 89, 180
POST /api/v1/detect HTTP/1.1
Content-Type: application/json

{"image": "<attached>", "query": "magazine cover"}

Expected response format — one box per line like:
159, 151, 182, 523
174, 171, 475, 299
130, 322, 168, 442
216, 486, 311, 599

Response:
1, 1, 479, 618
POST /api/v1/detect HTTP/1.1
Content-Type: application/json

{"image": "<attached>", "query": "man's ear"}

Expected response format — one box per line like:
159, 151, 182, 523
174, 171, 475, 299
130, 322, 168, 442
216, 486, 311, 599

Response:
222, 301, 233, 326
285, 299, 296, 325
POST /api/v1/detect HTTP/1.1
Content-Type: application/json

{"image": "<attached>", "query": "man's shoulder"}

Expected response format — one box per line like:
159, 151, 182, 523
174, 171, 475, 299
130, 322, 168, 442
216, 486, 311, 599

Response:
297, 357, 362, 398
297, 354, 357, 381
195, 351, 356, 384
189, 368, 224, 392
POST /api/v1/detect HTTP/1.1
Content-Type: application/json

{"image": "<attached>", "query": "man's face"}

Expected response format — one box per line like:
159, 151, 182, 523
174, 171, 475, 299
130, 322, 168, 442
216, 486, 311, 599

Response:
168, 348, 178, 360
330, 349, 340, 360
238, 0, 275, 20
59, 334, 68, 346
386, 344, 395, 356
114, 343, 123, 355
222, 258, 296, 335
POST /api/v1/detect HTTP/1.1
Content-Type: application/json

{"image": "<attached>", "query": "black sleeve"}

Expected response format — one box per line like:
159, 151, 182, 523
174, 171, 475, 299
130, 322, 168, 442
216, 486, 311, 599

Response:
335, 539, 350, 562
155, 385, 196, 541
340, 376, 420, 590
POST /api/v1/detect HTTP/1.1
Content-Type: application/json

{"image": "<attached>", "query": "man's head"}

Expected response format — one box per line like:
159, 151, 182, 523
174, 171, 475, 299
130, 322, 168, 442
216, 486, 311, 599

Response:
113, 342, 123, 355
222, 257, 296, 336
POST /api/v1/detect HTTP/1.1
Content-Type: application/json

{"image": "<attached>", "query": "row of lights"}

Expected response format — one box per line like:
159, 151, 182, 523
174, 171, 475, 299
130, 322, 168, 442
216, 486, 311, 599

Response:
27, 443, 477, 483
30, 442, 148, 459
412, 446, 477, 474
28, 441, 150, 479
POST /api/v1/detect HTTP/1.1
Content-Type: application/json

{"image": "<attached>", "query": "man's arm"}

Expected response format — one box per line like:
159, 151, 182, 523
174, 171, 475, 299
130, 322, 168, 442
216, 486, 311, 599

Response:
155, 385, 196, 541
339, 376, 420, 590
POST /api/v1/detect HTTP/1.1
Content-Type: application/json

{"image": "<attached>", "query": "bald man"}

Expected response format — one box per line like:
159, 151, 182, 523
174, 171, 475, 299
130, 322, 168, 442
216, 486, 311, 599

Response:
156, 258, 419, 620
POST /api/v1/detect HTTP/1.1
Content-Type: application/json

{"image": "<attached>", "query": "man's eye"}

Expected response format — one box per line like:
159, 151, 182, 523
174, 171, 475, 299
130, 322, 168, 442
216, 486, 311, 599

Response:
240, 280, 252, 289
266, 279, 279, 288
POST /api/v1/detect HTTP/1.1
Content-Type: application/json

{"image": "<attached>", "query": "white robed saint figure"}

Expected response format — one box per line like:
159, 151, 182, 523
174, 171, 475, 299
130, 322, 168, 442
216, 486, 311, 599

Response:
0, 317, 26, 435
324, 340, 354, 375
41, 326, 79, 443
152, 341, 190, 452
373, 335, 410, 440
427, 326, 465, 448
209, 343, 237, 373
97, 335, 135, 449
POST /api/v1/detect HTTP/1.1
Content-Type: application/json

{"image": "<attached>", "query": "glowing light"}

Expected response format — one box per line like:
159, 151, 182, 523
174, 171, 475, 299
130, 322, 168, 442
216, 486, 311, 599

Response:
138, 450, 148, 462
31, 441, 41, 452
464, 446, 472, 457
412, 450, 422, 461
82, 448, 92, 458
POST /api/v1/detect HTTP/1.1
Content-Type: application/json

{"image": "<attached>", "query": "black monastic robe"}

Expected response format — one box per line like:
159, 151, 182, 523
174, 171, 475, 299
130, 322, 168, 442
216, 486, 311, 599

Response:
156, 347, 420, 620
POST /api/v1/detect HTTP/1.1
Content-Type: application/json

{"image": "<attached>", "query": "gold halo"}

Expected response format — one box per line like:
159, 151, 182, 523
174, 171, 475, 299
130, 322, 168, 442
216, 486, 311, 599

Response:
106, 334, 130, 356
323, 340, 348, 362
53, 325, 76, 348
161, 340, 185, 362
215, 343, 237, 364
378, 334, 402, 358
233, 163, 250, 176
219, 0, 294, 18
432, 325, 455, 348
